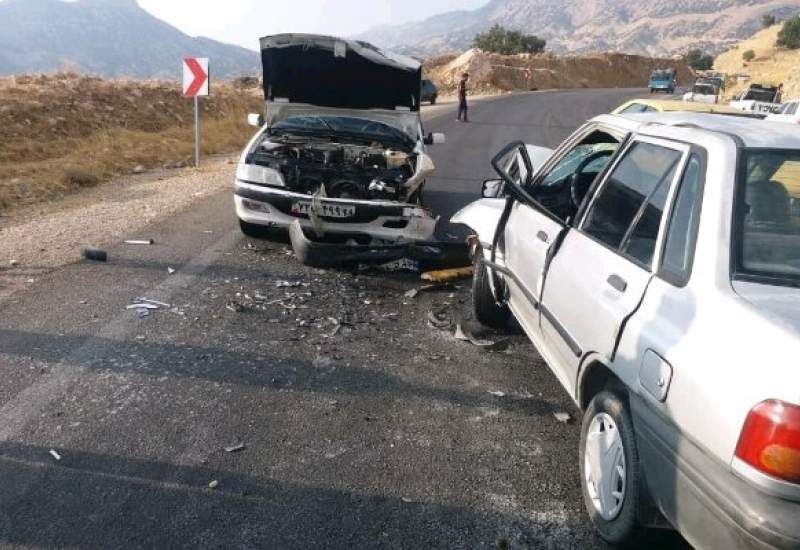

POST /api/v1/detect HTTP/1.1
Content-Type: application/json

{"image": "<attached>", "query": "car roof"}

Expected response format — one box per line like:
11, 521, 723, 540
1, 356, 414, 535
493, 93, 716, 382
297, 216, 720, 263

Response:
599, 111, 800, 149
613, 99, 743, 115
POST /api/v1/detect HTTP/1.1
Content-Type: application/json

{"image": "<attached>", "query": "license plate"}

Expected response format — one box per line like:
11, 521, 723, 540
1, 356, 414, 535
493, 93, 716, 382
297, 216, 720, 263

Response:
291, 201, 356, 219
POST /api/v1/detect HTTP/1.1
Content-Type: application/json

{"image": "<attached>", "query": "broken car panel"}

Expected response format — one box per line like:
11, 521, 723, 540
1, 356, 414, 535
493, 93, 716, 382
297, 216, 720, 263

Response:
234, 34, 443, 245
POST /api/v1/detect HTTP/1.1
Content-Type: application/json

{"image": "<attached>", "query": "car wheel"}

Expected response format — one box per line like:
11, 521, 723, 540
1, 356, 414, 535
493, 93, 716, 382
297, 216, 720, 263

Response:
239, 219, 271, 239
472, 255, 510, 328
580, 390, 647, 547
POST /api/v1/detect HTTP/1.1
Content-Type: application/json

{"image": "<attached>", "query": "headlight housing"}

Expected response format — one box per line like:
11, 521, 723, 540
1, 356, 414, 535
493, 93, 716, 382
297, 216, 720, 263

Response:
236, 164, 285, 187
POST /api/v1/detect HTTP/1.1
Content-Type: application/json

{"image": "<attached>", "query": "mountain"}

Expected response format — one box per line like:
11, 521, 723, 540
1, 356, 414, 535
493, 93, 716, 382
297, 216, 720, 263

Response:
357, 0, 800, 58
0, 0, 259, 79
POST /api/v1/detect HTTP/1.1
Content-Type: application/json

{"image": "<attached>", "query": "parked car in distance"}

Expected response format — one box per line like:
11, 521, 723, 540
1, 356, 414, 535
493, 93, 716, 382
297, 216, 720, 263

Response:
453, 112, 800, 550
767, 99, 800, 124
683, 81, 720, 104
612, 98, 762, 118
730, 84, 781, 113
648, 68, 676, 94
421, 78, 438, 104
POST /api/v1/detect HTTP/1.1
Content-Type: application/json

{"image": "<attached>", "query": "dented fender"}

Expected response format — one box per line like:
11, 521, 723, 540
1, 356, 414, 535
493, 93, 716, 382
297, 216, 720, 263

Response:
450, 198, 507, 249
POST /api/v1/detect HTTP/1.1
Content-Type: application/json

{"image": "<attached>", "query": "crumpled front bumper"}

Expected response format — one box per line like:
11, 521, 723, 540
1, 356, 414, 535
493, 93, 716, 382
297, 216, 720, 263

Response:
234, 180, 437, 242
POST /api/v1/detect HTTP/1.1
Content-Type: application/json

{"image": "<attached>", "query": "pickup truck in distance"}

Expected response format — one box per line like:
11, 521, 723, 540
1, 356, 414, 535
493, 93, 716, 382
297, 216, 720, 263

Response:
454, 112, 800, 550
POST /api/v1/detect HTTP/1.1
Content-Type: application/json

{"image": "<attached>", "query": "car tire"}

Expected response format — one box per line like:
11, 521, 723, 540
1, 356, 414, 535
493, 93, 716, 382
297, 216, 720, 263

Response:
239, 219, 271, 239
472, 255, 510, 328
580, 390, 647, 548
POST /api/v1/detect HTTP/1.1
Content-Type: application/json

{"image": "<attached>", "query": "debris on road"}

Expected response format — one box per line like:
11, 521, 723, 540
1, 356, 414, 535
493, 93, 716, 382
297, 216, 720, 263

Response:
49, 449, 62, 461
421, 266, 473, 283
83, 248, 108, 262
224, 443, 246, 453
275, 279, 306, 288
167, 267, 176, 275
226, 300, 245, 313
208, 480, 219, 489
124, 239, 155, 245
488, 390, 506, 397
126, 303, 159, 310
9, 259, 18, 267
404, 288, 419, 299
554, 412, 573, 424
454, 322, 507, 350
427, 310, 452, 330
135, 298, 171, 308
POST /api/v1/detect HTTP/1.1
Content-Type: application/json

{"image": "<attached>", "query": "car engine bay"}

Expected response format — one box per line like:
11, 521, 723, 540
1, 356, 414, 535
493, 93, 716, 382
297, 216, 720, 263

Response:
248, 136, 419, 202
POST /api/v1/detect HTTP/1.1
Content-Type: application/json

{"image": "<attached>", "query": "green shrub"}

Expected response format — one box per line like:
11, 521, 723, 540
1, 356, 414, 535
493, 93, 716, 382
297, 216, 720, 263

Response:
762, 14, 777, 28
683, 49, 714, 70
742, 49, 756, 62
777, 15, 800, 49
473, 25, 546, 55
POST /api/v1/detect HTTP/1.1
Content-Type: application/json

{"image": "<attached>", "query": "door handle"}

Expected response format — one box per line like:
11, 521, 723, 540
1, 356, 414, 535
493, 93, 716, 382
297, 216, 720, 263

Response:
607, 274, 627, 293
536, 231, 549, 243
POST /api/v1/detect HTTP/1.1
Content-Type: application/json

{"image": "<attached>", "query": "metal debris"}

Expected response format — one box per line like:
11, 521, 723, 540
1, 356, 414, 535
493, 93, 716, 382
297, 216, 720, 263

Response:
224, 443, 246, 453
49, 449, 62, 461
554, 412, 572, 424
124, 239, 154, 245
126, 303, 159, 310
136, 298, 171, 308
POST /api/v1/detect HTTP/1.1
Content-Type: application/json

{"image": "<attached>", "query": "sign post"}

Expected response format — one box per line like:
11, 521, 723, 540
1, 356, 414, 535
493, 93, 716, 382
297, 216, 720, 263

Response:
182, 57, 209, 168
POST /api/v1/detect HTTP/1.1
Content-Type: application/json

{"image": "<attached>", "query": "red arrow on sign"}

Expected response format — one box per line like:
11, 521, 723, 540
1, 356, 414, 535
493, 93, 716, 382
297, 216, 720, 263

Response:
183, 58, 208, 97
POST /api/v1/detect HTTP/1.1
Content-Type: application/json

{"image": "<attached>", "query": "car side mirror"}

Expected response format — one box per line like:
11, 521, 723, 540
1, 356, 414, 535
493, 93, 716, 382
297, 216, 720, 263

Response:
424, 132, 446, 145
247, 113, 264, 127
481, 178, 504, 198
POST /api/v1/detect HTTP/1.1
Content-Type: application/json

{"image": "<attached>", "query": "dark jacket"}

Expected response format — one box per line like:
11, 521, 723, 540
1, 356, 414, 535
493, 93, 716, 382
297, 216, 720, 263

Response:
458, 79, 468, 101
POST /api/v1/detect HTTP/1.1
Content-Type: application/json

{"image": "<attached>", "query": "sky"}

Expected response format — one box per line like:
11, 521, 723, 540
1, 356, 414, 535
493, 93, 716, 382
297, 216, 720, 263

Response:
137, 0, 488, 50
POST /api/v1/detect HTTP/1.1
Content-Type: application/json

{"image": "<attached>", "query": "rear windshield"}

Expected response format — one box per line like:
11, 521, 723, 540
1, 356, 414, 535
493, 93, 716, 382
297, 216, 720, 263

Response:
743, 88, 777, 103
693, 84, 717, 95
735, 149, 800, 285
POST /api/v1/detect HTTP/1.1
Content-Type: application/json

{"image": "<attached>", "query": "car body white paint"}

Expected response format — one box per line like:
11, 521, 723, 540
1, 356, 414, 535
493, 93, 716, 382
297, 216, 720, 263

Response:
452, 111, 800, 547
766, 99, 800, 125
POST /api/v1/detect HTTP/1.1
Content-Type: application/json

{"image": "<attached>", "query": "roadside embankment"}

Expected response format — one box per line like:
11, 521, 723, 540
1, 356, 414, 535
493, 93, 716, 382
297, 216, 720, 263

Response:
714, 24, 800, 100
426, 49, 694, 95
0, 73, 262, 210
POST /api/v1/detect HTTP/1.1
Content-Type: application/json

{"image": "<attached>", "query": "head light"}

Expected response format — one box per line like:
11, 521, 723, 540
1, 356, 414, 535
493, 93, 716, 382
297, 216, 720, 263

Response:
236, 164, 285, 187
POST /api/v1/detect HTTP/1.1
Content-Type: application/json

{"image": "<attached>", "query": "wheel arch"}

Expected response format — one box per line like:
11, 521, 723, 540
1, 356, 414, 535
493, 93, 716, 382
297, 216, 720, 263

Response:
577, 354, 626, 410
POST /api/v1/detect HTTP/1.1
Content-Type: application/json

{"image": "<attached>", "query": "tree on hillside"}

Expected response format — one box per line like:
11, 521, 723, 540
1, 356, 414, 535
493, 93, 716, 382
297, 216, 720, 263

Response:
683, 49, 714, 70
473, 25, 546, 55
742, 49, 756, 62
762, 14, 777, 28
777, 15, 800, 49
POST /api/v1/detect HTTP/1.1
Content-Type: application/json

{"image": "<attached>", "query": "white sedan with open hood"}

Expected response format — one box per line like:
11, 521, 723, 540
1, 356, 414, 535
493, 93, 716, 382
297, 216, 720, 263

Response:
234, 34, 444, 243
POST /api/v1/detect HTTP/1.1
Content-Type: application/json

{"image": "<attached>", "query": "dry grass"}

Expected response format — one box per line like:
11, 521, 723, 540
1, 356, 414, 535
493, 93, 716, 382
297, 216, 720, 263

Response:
715, 24, 800, 100
0, 72, 262, 210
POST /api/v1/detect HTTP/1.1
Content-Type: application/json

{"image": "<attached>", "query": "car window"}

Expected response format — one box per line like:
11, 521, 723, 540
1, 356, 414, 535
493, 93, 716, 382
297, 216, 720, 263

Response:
582, 141, 683, 267
642, 105, 658, 113
660, 154, 703, 284
736, 149, 800, 282
786, 102, 799, 115
621, 103, 648, 114
539, 143, 617, 188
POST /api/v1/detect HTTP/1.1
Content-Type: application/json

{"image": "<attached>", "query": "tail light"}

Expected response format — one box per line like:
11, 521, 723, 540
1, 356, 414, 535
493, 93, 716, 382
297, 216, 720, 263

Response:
735, 400, 800, 484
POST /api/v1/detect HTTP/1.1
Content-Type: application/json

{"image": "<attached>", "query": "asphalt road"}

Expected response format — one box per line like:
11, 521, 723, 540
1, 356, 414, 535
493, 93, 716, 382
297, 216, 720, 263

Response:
0, 89, 689, 549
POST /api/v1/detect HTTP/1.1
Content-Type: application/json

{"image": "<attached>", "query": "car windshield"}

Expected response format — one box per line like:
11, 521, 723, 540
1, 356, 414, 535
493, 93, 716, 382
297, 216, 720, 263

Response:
693, 84, 717, 95
271, 115, 410, 146
651, 71, 673, 80
743, 88, 777, 102
736, 149, 800, 284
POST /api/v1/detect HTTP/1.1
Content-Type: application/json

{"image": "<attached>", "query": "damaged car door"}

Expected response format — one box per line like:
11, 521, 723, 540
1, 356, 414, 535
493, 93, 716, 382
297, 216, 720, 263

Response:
538, 137, 690, 391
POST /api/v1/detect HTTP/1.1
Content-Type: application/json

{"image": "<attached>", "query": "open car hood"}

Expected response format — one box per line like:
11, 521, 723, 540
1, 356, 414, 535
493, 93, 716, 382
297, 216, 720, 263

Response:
260, 34, 422, 112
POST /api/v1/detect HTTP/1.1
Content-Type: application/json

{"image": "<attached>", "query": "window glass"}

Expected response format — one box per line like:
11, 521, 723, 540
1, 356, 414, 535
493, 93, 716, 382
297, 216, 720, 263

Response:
539, 143, 617, 188
787, 102, 799, 115
661, 155, 702, 282
737, 150, 800, 282
583, 142, 682, 264
621, 103, 648, 114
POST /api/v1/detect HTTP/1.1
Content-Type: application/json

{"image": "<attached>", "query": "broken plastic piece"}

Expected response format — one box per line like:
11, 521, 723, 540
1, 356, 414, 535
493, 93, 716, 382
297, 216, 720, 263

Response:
554, 412, 572, 424
224, 443, 246, 453
489, 391, 506, 397
404, 288, 419, 299
421, 266, 474, 283
83, 248, 108, 262
208, 480, 219, 489
124, 239, 155, 245
135, 298, 171, 308
126, 303, 159, 310
49, 449, 62, 461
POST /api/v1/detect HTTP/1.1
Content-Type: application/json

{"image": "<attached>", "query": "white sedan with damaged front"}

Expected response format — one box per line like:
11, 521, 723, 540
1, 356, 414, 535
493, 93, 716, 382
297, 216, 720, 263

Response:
454, 112, 800, 549
234, 34, 444, 244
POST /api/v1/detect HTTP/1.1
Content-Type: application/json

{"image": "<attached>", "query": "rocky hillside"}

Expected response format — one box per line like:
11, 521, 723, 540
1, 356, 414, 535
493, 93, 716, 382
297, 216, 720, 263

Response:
358, 0, 800, 57
715, 23, 800, 99
0, 0, 259, 78
426, 49, 694, 95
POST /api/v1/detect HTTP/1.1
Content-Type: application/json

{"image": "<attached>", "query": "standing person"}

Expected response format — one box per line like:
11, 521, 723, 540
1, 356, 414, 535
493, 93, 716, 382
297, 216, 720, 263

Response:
457, 72, 469, 122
